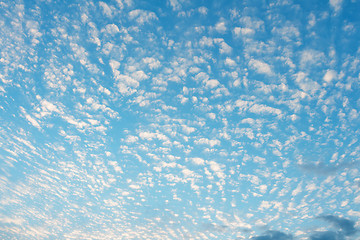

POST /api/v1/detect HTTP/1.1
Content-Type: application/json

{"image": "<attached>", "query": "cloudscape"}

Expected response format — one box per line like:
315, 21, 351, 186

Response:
0, 0, 360, 239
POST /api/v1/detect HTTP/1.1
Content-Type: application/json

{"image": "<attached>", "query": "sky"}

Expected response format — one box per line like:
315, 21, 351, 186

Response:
0, 0, 360, 239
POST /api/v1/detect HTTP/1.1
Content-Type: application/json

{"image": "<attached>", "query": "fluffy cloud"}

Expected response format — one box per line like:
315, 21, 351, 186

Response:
190, 157, 205, 165
215, 21, 227, 33
128, 9, 158, 24
329, 0, 343, 12
225, 57, 236, 67
233, 27, 255, 37
99, 2, 112, 17
323, 69, 337, 84
205, 79, 220, 89
249, 59, 273, 75
194, 138, 221, 147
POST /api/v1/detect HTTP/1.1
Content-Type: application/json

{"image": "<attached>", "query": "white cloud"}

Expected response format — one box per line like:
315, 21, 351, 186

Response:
26, 20, 42, 46
0, 73, 11, 84
207, 112, 216, 119
128, 10, 158, 25
26, 114, 41, 129
109, 60, 120, 72
62, 116, 89, 129
194, 138, 220, 147
294, 71, 321, 94
225, 57, 236, 67
131, 70, 149, 81
178, 95, 188, 104
194, 72, 209, 82
219, 41, 232, 54
235, 99, 252, 111
234, 215, 252, 229
88, 119, 100, 125
249, 59, 273, 75
129, 184, 141, 189
258, 185, 267, 194
259, 200, 271, 210
102, 43, 114, 55
104, 24, 120, 35
205, 79, 220, 89
259, 201, 272, 210
305, 183, 317, 192
323, 69, 337, 84
292, 182, 302, 196
0, 217, 25, 225
99, 2, 112, 17
122, 0, 133, 7
198, 6, 208, 15
117, 74, 139, 88
98, 85, 111, 95
300, 49, 325, 68
20, 107, 41, 129
143, 57, 161, 69
199, 36, 214, 47
233, 27, 255, 37
3, 2, 359, 238
37, 99, 62, 117
139, 131, 169, 141
329, 0, 343, 12
240, 16, 264, 30
114, 0, 124, 9
215, 21, 227, 33
208, 161, 225, 179
40, 100, 57, 113
272, 24, 300, 43
347, 210, 360, 217
125, 135, 138, 143
81, 13, 88, 23
182, 125, 196, 134
191, 157, 205, 165
249, 104, 282, 116
354, 195, 360, 204
168, 0, 181, 11
349, 109, 359, 120
253, 156, 266, 164
182, 168, 195, 178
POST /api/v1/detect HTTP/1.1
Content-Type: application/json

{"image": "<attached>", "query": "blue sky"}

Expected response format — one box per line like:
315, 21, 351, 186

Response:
0, 0, 360, 239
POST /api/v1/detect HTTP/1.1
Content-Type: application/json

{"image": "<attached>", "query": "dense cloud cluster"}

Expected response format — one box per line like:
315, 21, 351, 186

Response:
0, 0, 359, 239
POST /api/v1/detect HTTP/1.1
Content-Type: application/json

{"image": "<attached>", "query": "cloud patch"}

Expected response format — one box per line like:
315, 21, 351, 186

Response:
128, 9, 158, 25
249, 59, 273, 76
251, 230, 293, 240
